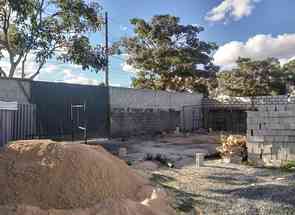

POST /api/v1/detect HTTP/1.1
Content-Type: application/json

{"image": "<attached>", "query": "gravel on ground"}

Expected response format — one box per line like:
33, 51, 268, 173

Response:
139, 160, 295, 215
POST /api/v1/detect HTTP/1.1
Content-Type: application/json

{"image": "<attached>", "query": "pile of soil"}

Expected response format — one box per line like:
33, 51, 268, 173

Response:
133, 161, 160, 171
0, 140, 175, 215
0, 198, 172, 215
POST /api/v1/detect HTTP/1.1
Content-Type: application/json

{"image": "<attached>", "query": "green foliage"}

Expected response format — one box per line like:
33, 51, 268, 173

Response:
282, 59, 295, 94
0, 0, 105, 79
144, 153, 174, 167
281, 160, 295, 172
117, 15, 218, 94
217, 57, 291, 97
58, 36, 105, 71
126, 160, 132, 166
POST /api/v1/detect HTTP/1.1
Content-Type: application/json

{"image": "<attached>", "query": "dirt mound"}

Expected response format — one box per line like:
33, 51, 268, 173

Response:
0, 198, 167, 215
0, 140, 153, 210
133, 161, 160, 171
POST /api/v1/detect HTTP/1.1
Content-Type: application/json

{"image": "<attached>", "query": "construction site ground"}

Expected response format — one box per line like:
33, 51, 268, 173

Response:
92, 133, 295, 215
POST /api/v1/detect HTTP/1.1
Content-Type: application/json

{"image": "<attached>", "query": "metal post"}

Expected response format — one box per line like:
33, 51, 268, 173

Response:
105, 11, 109, 87
105, 11, 111, 139
71, 105, 74, 142
182, 106, 185, 133
84, 101, 88, 144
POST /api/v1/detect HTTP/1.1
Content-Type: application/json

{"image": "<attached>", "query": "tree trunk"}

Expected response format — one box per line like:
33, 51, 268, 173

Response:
0, 67, 6, 77
9, 64, 16, 78
21, 53, 29, 79
29, 60, 45, 80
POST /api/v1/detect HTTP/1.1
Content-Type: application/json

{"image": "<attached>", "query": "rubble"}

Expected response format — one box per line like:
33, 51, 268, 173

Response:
217, 135, 248, 163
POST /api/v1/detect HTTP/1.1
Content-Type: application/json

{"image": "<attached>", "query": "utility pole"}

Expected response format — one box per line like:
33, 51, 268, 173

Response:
105, 11, 111, 138
105, 11, 109, 86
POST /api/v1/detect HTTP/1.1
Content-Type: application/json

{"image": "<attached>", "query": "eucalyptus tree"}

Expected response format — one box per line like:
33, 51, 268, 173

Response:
0, 0, 105, 79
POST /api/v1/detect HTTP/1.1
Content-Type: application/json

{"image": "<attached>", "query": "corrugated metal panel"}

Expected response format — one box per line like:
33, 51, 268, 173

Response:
0, 110, 13, 147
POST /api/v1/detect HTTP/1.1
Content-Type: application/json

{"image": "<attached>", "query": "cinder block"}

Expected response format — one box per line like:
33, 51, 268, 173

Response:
264, 136, 275, 142
288, 136, 295, 142
247, 136, 264, 143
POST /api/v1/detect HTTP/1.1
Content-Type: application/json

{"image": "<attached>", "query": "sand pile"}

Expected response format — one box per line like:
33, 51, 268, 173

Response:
0, 140, 175, 215
0, 198, 171, 215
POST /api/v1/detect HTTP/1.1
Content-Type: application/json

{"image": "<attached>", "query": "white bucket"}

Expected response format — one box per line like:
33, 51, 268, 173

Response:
118, 147, 127, 157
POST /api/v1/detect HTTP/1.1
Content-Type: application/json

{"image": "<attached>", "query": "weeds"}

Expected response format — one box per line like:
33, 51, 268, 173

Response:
281, 160, 295, 172
151, 173, 197, 214
144, 153, 175, 168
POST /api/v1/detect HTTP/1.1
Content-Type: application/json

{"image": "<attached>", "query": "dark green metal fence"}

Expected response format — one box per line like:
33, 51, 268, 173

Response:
31, 81, 109, 140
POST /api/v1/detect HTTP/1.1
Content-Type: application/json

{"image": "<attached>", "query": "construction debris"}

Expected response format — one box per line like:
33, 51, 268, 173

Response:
217, 135, 248, 163
0, 140, 176, 215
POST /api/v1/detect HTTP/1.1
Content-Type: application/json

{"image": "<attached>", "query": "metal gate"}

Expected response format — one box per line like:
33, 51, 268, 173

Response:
182, 105, 203, 132
31, 81, 109, 139
182, 100, 250, 134
182, 96, 295, 135
71, 103, 88, 143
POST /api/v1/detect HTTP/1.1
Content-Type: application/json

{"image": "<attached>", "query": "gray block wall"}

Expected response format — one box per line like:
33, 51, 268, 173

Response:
247, 102, 295, 166
0, 78, 31, 103
111, 108, 180, 137
110, 87, 203, 110
109, 87, 203, 136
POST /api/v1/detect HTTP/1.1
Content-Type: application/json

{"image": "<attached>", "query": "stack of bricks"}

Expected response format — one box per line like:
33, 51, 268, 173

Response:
247, 103, 295, 166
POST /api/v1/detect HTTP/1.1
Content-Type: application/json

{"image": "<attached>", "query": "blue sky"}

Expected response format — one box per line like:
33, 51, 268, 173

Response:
2, 0, 295, 87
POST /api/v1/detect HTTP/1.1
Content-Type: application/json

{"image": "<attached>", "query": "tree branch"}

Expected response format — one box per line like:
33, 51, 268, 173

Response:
0, 40, 8, 49
30, 60, 45, 80
2, 3, 16, 78
0, 66, 6, 77
21, 51, 29, 78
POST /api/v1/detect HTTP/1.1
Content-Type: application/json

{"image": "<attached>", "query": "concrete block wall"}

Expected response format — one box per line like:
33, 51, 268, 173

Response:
247, 104, 295, 166
111, 108, 180, 137
110, 87, 203, 136
0, 78, 31, 103
110, 87, 203, 110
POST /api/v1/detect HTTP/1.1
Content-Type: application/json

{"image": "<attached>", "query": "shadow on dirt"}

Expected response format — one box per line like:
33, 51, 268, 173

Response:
210, 184, 295, 207
151, 173, 200, 213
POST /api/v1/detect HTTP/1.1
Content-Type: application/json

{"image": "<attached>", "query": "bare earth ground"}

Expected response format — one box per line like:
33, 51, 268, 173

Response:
93, 133, 295, 215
